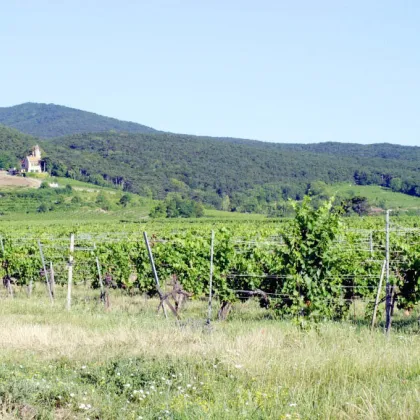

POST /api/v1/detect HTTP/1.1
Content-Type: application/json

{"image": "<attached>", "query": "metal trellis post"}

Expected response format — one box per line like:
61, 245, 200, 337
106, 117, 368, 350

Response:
38, 240, 54, 303
385, 210, 392, 336
143, 231, 167, 318
66, 233, 75, 310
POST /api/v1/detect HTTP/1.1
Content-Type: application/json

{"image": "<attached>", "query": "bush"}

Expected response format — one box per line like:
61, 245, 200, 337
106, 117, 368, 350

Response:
150, 195, 204, 218
119, 194, 132, 207
37, 203, 49, 213
40, 181, 50, 189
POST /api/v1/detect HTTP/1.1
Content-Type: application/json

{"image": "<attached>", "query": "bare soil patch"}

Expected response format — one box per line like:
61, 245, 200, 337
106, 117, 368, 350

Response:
0, 171, 41, 188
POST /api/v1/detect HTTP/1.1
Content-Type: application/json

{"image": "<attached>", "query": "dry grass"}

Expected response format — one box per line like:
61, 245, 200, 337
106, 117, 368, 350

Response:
0, 288, 419, 419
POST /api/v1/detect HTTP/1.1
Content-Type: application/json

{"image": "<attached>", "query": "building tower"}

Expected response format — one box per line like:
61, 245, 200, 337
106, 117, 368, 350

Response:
32, 145, 41, 158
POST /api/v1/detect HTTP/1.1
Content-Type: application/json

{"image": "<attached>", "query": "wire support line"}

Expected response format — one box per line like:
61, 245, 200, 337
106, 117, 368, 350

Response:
227, 273, 387, 279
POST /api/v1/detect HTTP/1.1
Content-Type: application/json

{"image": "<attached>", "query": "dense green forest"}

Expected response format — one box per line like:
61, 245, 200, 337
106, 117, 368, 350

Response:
0, 102, 419, 213
44, 132, 420, 211
0, 103, 156, 138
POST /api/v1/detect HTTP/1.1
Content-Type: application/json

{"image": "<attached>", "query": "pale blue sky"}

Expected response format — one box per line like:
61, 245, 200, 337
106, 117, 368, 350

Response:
1, 1, 420, 145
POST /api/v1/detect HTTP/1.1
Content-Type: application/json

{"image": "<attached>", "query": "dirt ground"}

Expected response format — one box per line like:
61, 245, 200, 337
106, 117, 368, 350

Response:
0, 171, 41, 188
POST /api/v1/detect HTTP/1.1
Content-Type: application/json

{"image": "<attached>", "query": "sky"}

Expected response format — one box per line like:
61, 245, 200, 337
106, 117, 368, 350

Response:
1, 0, 420, 145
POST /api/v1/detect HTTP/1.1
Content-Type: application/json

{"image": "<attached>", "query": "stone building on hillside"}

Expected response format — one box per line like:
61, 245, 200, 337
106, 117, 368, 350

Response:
22, 145, 44, 173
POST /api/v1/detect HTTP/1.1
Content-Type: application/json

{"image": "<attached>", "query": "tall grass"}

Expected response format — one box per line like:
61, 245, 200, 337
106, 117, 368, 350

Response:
0, 288, 418, 419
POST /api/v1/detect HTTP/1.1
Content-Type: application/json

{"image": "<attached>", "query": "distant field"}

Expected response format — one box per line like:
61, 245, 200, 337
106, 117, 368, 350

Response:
326, 183, 420, 210
0, 174, 269, 221
51, 176, 119, 192
0, 175, 157, 219
1, 176, 420, 222
204, 209, 267, 220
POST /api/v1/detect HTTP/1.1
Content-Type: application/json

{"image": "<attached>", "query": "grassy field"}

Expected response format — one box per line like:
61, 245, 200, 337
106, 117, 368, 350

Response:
325, 183, 420, 211
0, 175, 156, 219
0, 175, 268, 221
0, 287, 419, 419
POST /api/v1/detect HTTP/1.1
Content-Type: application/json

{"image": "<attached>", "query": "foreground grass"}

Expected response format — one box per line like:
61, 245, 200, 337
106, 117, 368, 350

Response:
0, 289, 419, 419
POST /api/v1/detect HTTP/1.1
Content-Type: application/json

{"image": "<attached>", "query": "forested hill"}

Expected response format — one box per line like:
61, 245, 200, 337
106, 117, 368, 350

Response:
42, 131, 420, 211
278, 142, 420, 161
1, 115, 419, 213
0, 103, 157, 138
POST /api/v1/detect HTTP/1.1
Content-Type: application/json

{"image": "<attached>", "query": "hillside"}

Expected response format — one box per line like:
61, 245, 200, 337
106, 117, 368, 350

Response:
324, 183, 420, 211
0, 103, 157, 138
0, 103, 419, 213
0, 173, 155, 218
43, 131, 420, 211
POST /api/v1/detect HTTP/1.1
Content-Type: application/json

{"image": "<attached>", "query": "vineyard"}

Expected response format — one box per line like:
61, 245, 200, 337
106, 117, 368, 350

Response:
2, 199, 420, 330
1, 200, 420, 418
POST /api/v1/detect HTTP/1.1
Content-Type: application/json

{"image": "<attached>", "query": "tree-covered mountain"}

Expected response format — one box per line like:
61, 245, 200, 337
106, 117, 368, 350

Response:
0, 103, 157, 138
41, 131, 419, 211
0, 103, 419, 213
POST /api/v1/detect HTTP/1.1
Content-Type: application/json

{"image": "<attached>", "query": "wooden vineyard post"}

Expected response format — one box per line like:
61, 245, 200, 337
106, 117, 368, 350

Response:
66, 233, 75, 311
38, 240, 54, 303
93, 243, 107, 307
143, 231, 168, 319
207, 230, 215, 325
28, 278, 33, 297
385, 210, 392, 336
369, 231, 373, 256
371, 259, 386, 330
49, 262, 55, 299
0, 236, 13, 298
